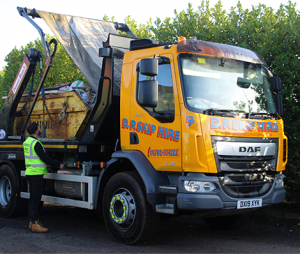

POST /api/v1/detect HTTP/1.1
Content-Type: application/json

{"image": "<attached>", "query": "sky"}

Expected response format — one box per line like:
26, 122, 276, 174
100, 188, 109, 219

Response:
0, 0, 297, 70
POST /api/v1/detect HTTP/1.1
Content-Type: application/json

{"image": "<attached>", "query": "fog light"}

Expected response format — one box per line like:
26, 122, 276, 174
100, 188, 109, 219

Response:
184, 181, 216, 192
275, 178, 284, 188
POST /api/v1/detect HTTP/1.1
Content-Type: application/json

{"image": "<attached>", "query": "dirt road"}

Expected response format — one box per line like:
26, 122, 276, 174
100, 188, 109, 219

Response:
0, 203, 299, 253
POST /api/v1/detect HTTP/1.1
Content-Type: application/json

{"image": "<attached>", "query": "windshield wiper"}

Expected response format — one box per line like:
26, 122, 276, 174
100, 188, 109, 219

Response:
248, 112, 277, 119
203, 109, 246, 117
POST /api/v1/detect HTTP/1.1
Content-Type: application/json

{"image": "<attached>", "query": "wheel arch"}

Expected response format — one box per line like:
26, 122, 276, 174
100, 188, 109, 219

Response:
103, 150, 170, 206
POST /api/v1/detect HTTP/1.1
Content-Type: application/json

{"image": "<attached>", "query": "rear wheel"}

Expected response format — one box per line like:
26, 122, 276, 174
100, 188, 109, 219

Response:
0, 164, 27, 217
203, 213, 251, 230
103, 171, 160, 244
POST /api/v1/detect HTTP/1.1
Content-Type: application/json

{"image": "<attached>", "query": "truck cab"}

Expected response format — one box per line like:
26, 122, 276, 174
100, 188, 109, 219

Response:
119, 37, 287, 215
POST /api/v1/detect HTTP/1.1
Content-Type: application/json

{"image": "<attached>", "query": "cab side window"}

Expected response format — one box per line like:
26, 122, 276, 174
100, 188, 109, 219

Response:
137, 63, 175, 122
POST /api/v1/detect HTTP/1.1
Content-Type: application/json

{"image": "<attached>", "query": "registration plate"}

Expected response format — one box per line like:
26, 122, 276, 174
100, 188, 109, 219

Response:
237, 199, 262, 209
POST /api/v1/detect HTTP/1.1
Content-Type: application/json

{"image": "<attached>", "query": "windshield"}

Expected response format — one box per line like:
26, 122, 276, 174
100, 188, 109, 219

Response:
179, 54, 276, 115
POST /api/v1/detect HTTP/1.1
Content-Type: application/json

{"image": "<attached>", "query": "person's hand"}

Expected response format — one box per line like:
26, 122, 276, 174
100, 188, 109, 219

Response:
47, 165, 52, 172
60, 163, 65, 169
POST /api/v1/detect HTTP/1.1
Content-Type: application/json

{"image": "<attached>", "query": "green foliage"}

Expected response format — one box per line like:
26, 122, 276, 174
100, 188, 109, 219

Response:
104, 15, 154, 39
103, 14, 116, 22
0, 69, 3, 85
0, 35, 86, 108
124, 16, 154, 39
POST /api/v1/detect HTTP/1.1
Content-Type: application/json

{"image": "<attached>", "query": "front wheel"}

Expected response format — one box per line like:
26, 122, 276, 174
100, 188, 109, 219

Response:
102, 172, 160, 244
0, 164, 26, 217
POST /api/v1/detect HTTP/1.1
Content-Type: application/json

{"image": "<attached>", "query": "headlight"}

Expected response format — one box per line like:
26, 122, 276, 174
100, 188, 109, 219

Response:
184, 181, 216, 192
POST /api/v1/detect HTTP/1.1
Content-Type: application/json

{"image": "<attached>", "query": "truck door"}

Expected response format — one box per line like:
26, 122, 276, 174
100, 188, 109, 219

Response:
128, 54, 182, 172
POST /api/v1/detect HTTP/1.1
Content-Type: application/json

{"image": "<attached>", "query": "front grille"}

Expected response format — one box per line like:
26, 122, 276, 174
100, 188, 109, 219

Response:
220, 161, 275, 172
227, 162, 267, 169
212, 136, 278, 173
219, 173, 274, 198
212, 136, 278, 198
228, 175, 246, 182
233, 186, 257, 193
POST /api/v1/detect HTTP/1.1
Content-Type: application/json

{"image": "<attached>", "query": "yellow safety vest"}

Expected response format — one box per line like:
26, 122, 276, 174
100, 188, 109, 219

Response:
23, 136, 47, 175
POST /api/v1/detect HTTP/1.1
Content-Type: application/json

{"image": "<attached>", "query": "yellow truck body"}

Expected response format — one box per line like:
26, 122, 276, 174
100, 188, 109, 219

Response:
14, 91, 90, 140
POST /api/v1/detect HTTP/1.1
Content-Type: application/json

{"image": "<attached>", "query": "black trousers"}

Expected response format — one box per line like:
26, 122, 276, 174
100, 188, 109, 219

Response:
26, 175, 44, 222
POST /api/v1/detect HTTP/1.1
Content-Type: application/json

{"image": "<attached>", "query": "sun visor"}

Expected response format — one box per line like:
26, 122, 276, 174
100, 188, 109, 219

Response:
36, 10, 119, 91
177, 39, 266, 65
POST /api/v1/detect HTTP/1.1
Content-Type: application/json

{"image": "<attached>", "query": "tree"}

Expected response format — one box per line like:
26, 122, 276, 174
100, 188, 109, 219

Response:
0, 69, 3, 87
0, 35, 86, 108
103, 15, 154, 39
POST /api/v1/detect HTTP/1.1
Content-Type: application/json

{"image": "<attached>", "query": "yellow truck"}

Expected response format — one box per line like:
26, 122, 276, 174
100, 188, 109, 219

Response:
0, 7, 288, 244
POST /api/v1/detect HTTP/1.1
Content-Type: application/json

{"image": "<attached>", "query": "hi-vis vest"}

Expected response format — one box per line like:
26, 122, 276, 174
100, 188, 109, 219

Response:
23, 136, 47, 175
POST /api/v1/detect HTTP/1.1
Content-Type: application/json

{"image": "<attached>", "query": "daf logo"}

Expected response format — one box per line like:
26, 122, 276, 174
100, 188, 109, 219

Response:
239, 146, 261, 153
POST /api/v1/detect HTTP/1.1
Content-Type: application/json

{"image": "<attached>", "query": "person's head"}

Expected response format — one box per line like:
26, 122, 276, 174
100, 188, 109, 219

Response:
27, 122, 41, 136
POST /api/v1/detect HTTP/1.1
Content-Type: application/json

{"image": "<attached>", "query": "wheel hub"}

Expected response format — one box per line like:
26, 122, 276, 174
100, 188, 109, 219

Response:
0, 176, 12, 206
109, 189, 136, 226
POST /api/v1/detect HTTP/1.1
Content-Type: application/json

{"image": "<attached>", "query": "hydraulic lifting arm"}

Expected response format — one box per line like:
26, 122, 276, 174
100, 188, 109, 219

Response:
0, 49, 40, 140
17, 7, 52, 60
0, 8, 57, 141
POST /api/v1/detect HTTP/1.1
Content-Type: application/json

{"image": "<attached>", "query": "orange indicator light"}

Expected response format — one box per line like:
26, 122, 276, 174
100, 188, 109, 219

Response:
178, 36, 186, 42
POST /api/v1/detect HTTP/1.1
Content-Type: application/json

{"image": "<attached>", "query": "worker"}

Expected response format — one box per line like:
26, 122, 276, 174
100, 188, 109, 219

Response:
23, 122, 64, 233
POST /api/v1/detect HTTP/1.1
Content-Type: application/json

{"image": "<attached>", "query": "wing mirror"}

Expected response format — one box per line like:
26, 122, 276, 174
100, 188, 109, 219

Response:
270, 76, 281, 92
137, 58, 158, 76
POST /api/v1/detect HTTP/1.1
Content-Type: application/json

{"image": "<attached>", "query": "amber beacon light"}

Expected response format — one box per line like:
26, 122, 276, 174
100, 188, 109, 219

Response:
178, 36, 186, 42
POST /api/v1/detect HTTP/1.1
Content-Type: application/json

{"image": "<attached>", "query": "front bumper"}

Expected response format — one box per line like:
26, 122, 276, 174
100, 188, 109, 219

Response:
177, 173, 286, 211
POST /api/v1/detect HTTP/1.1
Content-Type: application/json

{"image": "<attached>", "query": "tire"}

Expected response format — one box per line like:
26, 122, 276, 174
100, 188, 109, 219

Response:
203, 213, 251, 230
102, 171, 160, 244
0, 164, 26, 218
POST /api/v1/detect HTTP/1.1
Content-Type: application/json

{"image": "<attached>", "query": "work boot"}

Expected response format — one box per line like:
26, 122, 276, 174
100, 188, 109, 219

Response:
29, 219, 42, 230
31, 220, 48, 233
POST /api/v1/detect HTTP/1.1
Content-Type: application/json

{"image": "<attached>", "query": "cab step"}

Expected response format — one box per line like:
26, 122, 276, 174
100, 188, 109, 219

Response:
156, 185, 178, 214
155, 204, 175, 214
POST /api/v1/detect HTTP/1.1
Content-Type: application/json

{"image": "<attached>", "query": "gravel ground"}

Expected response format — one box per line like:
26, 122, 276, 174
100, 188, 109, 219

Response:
0, 203, 299, 253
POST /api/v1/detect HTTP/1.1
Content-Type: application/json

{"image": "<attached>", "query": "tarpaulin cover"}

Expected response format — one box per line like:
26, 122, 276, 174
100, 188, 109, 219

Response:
36, 10, 119, 91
